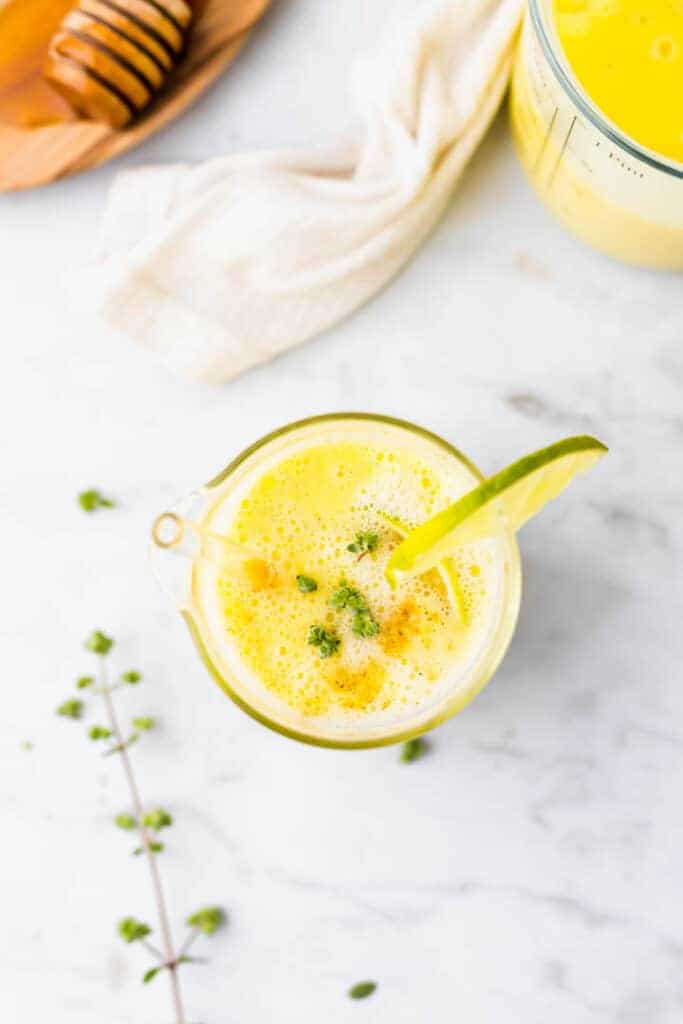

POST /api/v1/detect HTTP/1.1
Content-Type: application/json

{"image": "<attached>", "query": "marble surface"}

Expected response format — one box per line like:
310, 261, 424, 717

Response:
2, 1, 683, 1021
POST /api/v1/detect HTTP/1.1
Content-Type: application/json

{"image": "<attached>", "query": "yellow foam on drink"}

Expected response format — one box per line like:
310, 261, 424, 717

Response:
553, 0, 683, 161
194, 427, 504, 729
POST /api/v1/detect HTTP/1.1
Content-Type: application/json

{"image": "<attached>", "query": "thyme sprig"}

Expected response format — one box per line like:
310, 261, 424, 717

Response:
330, 581, 379, 638
347, 531, 379, 561
308, 625, 341, 658
78, 489, 115, 513
56, 630, 225, 1022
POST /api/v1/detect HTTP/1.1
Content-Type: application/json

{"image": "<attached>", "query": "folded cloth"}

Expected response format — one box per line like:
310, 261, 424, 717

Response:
94, 0, 523, 384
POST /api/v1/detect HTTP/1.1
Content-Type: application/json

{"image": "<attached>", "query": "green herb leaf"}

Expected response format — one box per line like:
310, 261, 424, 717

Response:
331, 581, 379, 638
296, 574, 318, 593
142, 808, 173, 832
143, 965, 164, 984
22, 740, 33, 751
400, 737, 428, 764
352, 610, 380, 638
307, 625, 341, 659
85, 630, 114, 656
115, 813, 137, 831
57, 698, 83, 720
330, 581, 365, 611
89, 725, 112, 741
121, 670, 141, 685
118, 917, 151, 943
347, 532, 379, 557
132, 716, 155, 731
76, 675, 95, 690
348, 980, 377, 1000
133, 841, 164, 856
78, 489, 115, 513
186, 906, 225, 935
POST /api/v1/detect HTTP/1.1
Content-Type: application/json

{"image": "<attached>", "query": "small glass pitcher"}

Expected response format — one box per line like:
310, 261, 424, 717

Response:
150, 414, 522, 749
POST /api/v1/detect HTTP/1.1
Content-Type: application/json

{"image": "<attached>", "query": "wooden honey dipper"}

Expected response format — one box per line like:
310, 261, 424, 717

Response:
44, 0, 193, 129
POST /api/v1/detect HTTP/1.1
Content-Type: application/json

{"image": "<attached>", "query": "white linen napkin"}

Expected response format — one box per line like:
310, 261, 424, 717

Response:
94, 0, 523, 384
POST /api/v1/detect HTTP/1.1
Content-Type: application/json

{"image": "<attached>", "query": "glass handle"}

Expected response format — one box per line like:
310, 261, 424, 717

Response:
151, 512, 261, 569
152, 512, 201, 559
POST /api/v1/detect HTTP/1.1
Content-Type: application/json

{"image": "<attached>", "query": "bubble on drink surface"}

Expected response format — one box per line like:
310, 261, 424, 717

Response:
589, 0, 620, 15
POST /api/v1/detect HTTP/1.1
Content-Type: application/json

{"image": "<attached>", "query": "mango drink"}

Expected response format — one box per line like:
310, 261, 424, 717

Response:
510, 0, 683, 267
188, 416, 521, 747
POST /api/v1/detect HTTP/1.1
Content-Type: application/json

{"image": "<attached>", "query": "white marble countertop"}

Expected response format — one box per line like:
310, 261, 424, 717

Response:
2, 2, 682, 1022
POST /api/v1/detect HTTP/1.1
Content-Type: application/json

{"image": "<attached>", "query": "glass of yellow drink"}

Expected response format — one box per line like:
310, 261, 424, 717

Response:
510, 0, 683, 267
152, 414, 522, 749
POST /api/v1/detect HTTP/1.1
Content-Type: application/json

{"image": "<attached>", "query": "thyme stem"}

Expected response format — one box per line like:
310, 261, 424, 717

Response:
97, 659, 186, 1024
141, 938, 166, 963
178, 928, 201, 959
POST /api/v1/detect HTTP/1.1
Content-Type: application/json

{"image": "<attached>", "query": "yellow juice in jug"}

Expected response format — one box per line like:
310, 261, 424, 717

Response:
510, 0, 683, 267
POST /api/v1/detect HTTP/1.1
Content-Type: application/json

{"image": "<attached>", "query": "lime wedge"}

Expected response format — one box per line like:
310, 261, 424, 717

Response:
379, 511, 469, 624
386, 436, 607, 585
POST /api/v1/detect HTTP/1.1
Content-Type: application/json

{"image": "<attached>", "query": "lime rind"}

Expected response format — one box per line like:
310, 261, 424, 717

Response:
378, 511, 470, 625
386, 436, 607, 585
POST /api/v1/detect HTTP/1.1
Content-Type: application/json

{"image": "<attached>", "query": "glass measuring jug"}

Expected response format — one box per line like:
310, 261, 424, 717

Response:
510, 0, 683, 268
150, 414, 522, 749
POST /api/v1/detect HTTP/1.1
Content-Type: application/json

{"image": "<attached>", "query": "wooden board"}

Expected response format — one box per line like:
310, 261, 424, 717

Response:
0, 0, 272, 191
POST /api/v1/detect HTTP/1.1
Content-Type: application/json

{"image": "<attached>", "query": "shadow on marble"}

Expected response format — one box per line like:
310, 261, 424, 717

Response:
476, 546, 631, 715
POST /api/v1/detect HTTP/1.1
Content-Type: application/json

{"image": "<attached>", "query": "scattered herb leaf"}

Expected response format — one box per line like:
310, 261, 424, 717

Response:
142, 808, 173, 832
118, 917, 151, 944
400, 737, 428, 763
78, 489, 115, 513
143, 965, 164, 984
308, 625, 341, 659
76, 675, 95, 690
85, 630, 114, 656
347, 532, 379, 558
132, 716, 155, 731
121, 670, 141, 685
330, 581, 365, 611
352, 610, 380, 638
115, 813, 137, 831
57, 698, 83, 720
186, 906, 225, 935
296, 574, 318, 593
89, 725, 112, 741
349, 981, 377, 1000
331, 580, 379, 638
